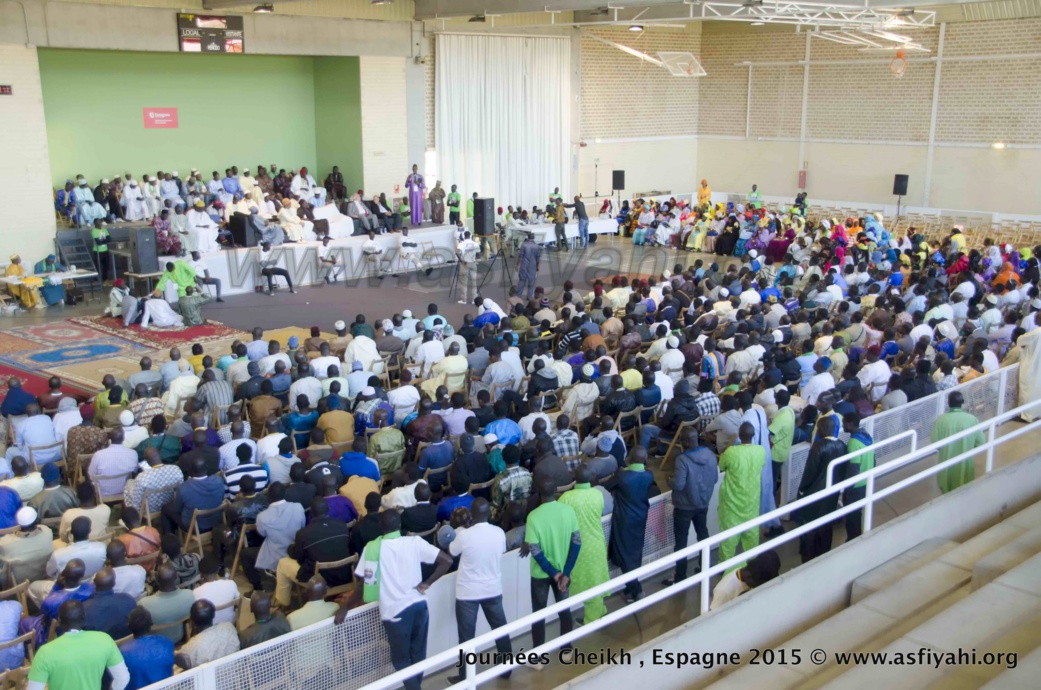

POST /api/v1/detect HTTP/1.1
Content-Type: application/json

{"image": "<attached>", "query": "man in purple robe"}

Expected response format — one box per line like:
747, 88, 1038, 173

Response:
405, 164, 425, 227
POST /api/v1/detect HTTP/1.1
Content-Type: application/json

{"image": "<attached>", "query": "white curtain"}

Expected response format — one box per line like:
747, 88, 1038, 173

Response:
436, 33, 571, 214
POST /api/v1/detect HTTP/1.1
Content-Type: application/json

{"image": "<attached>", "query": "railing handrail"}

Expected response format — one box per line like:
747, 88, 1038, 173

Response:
825, 429, 918, 488
357, 398, 1040, 690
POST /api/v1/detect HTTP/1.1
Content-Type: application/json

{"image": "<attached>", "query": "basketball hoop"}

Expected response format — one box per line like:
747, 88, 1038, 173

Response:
890, 48, 907, 78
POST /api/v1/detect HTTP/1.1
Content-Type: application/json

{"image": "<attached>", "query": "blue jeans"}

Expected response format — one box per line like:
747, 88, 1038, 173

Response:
455, 596, 512, 678
578, 218, 589, 247
384, 601, 429, 690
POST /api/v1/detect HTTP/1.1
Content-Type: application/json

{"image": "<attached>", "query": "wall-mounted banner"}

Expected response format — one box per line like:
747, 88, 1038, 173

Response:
143, 108, 179, 129
177, 13, 245, 53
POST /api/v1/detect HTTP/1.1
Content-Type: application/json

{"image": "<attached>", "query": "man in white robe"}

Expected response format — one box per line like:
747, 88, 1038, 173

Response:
143, 176, 163, 218
159, 173, 184, 209
121, 180, 149, 221
171, 206, 194, 253
207, 172, 231, 206
291, 167, 326, 206
239, 169, 264, 207
186, 200, 220, 253
140, 296, 184, 329
277, 200, 308, 242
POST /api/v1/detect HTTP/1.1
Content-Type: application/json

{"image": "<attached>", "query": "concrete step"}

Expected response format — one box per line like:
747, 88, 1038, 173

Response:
973, 526, 1041, 591
980, 646, 1041, 689
704, 507, 1036, 690
850, 538, 958, 604
923, 610, 1041, 689
819, 552, 1041, 689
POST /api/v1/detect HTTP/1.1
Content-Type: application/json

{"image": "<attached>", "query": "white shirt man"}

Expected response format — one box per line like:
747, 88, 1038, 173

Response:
344, 336, 381, 373
801, 371, 836, 406
194, 576, 241, 624
857, 357, 891, 403
388, 384, 421, 422
113, 563, 147, 600
277, 202, 310, 242
219, 437, 256, 471
311, 354, 342, 380
415, 339, 445, 378
289, 376, 323, 412
140, 296, 184, 330
290, 169, 326, 206
449, 520, 506, 607
398, 231, 423, 270
356, 530, 441, 621
256, 432, 287, 466
258, 351, 292, 377
186, 205, 220, 253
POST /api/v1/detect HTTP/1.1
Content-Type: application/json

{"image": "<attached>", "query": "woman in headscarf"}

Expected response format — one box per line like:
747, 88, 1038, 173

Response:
4, 255, 41, 309
598, 198, 613, 219
697, 178, 711, 206
712, 213, 737, 256
993, 261, 1020, 287
687, 212, 711, 252
767, 220, 797, 264
53, 397, 83, 450
151, 210, 182, 256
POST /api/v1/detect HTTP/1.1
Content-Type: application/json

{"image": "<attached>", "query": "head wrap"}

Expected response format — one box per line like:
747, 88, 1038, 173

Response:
288, 336, 299, 348
15, 507, 37, 527
334, 320, 347, 331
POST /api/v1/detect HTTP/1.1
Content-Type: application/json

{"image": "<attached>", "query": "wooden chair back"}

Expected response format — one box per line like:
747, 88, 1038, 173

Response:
315, 554, 359, 598
181, 501, 229, 555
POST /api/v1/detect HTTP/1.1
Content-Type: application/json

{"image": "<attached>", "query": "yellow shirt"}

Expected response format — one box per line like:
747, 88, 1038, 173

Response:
188, 355, 206, 374
620, 368, 643, 391
697, 185, 712, 206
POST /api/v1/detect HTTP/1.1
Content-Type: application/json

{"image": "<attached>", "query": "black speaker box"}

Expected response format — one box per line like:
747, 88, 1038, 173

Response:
229, 212, 257, 248
473, 197, 495, 237
127, 226, 159, 274
612, 170, 625, 190
893, 174, 909, 196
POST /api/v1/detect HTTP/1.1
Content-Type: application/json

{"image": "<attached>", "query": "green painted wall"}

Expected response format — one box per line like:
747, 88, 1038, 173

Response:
37, 48, 326, 188
314, 57, 365, 193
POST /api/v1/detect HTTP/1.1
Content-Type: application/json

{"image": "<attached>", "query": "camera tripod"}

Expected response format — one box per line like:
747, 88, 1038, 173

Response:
448, 234, 513, 302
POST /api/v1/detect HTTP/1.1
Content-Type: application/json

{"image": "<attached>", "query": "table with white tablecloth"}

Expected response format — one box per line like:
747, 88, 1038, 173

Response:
507, 218, 617, 246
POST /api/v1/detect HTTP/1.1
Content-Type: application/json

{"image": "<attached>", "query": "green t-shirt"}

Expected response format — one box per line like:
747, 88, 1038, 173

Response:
768, 407, 795, 465
92, 227, 110, 253
846, 436, 876, 489
447, 192, 461, 210
466, 198, 475, 217
29, 630, 123, 690
525, 500, 579, 579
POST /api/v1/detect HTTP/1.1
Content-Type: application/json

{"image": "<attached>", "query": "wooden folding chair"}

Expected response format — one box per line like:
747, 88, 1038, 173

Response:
139, 484, 180, 527
92, 472, 132, 507
213, 595, 243, 628
0, 632, 34, 669
180, 502, 229, 555
375, 450, 405, 476
0, 580, 29, 615
614, 408, 641, 447
467, 478, 495, 496
422, 462, 453, 486
658, 419, 696, 472
27, 443, 66, 473
315, 554, 359, 598
405, 521, 440, 544
152, 616, 191, 643
213, 400, 245, 427
126, 551, 160, 569
488, 379, 515, 402
229, 523, 257, 581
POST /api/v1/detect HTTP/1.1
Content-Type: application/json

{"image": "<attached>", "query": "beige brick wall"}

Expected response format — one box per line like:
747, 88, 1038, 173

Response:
580, 26, 701, 139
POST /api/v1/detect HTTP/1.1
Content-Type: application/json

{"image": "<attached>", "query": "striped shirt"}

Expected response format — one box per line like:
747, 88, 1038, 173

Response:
128, 397, 165, 427
197, 380, 234, 415
223, 463, 269, 499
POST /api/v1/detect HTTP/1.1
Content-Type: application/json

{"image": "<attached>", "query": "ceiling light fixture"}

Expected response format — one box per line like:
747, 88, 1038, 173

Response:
992, 142, 1007, 150
629, 24, 643, 31
371, 0, 394, 4
253, 4, 273, 12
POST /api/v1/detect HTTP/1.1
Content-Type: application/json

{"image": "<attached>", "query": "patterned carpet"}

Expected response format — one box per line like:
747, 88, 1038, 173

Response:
43, 355, 145, 392
0, 338, 148, 372
68, 316, 245, 349
0, 332, 43, 356
0, 363, 94, 401
7, 321, 109, 345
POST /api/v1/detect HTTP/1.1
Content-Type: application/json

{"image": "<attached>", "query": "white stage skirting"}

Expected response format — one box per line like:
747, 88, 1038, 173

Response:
196, 224, 459, 297
516, 217, 618, 244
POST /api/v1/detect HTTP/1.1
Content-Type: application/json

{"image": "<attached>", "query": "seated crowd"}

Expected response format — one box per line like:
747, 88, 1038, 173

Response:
0, 215, 1039, 688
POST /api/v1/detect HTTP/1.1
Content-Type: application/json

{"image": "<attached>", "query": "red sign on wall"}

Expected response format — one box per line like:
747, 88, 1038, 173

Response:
143, 108, 179, 129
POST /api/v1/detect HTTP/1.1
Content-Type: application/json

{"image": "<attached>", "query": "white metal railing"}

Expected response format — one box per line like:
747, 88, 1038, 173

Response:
826, 429, 918, 488
781, 364, 1019, 506
145, 366, 1031, 690
357, 399, 1041, 690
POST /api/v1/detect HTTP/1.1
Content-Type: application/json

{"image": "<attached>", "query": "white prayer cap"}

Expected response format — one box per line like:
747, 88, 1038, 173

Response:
1032, 299, 1041, 309
334, 320, 346, 331
986, 295, 998, 305
483, 433, 498, 446
402, 310, 413, 318
663, 269, 672, 279
360, 386, 376, 396
177, 359, 192, 372
119, 410, 135, 426
244, 168, 250, 173
719, 288, 729, 297
748, 249, 758, 259
15, 507, 37, 527
101, 178, 109, 184
191, 168, 199, 174
383, 319, 394, 333
172, 170, 179, 176
773, 329, 784, 343
666, 335, 680, 348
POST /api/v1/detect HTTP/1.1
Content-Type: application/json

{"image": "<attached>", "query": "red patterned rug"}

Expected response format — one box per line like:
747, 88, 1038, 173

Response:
68, 316, 245, 349
0, 363, 94, 402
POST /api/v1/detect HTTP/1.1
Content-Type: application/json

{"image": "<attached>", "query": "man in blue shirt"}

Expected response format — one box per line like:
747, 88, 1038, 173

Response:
0, 378, 36, 418
161, 457, 225, 534
417, 422, 453, 492
0, 486, 20, 529
484, 400, 522, 446
436, 475, 474, 522
82, 567, 136, 639
339, 438, 381, 481
158, 348, 183, 393
120, 606, 175, 690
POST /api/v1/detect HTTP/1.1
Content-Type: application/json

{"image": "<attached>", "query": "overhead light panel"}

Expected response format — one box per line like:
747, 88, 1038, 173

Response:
253, 4, 273, 11
628, 24, 643, 31
371, 0, 394, 4
992, 142, 1006, 150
